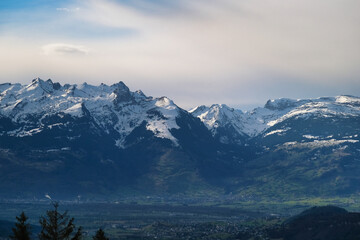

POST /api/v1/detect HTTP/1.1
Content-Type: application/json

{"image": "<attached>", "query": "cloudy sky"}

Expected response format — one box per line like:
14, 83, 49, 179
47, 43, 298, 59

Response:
0, 0, 359, 110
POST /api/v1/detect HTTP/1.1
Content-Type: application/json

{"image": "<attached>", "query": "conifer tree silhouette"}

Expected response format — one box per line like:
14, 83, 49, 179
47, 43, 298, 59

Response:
10, 212, 31, 240
93, 229, 109, 240
39, 202, 82, 240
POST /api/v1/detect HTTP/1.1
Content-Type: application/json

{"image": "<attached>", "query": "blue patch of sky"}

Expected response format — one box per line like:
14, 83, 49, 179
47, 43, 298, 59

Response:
0, 0, 73, 10
113, 0, 185, 15
0, 0, 183, 12
41, 21, 138, 40
0, 22, 136, 41
58, 22, 137, 39
0, 18, 137, 41
0, 0, 72, 24
0, 0, 137, 40
114, 0, 181, 8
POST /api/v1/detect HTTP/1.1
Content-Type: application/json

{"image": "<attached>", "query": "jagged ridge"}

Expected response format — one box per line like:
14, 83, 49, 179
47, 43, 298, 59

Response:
0, 78, 182, 148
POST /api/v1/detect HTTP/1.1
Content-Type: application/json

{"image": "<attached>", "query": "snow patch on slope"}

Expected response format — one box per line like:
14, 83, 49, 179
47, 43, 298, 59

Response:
284, 139, 359, 148
64, 103, 83, 117
146, 97, 180, 145
264, 129, 289, 137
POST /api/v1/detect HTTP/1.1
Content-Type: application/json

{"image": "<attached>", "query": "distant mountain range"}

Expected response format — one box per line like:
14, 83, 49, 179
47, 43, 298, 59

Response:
0, 78, 359, 200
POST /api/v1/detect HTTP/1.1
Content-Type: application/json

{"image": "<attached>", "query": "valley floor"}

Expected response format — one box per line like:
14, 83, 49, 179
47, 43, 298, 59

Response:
0, 197, 360, 239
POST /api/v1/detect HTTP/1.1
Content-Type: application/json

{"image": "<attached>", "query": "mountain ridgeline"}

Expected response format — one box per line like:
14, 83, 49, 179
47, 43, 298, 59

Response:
0, 78, 359, 200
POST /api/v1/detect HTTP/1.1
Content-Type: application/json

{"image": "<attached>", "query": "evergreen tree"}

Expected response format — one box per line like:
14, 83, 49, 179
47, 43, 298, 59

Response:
39, 202, 82, 240
93, 229, 109, 240
10, 212, 31, 240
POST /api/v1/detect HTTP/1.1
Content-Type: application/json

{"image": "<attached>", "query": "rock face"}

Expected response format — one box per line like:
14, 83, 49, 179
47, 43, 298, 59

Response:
0, 79, 359, 200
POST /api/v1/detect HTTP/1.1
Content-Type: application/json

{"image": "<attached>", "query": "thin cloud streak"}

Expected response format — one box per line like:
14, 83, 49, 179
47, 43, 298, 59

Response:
42, 43, 89, 56
56, 7, 80, 12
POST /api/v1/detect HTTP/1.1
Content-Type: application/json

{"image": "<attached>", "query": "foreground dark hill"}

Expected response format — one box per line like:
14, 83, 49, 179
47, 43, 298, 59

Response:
0, 79, 359, 200
269, 206, 360, 240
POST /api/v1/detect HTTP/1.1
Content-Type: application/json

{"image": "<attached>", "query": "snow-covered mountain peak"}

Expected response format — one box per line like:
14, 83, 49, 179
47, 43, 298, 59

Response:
189, 105, 208, 115
155, 97, 175, 108
264, 98, 311, 111
134, 90, 146, 98
112, 81, 134, 104
190, 104, 241, 117
335, 95, 360, 104
24, 78, 56, 94
111, 81, 130, 92
189, 103, 246, 139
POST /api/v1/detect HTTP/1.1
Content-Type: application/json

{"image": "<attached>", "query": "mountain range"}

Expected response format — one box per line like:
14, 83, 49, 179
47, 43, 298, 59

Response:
0, 78, 359, 200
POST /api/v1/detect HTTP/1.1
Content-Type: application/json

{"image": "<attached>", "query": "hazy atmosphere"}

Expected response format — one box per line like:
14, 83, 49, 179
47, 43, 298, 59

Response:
0, 0, 359, 109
